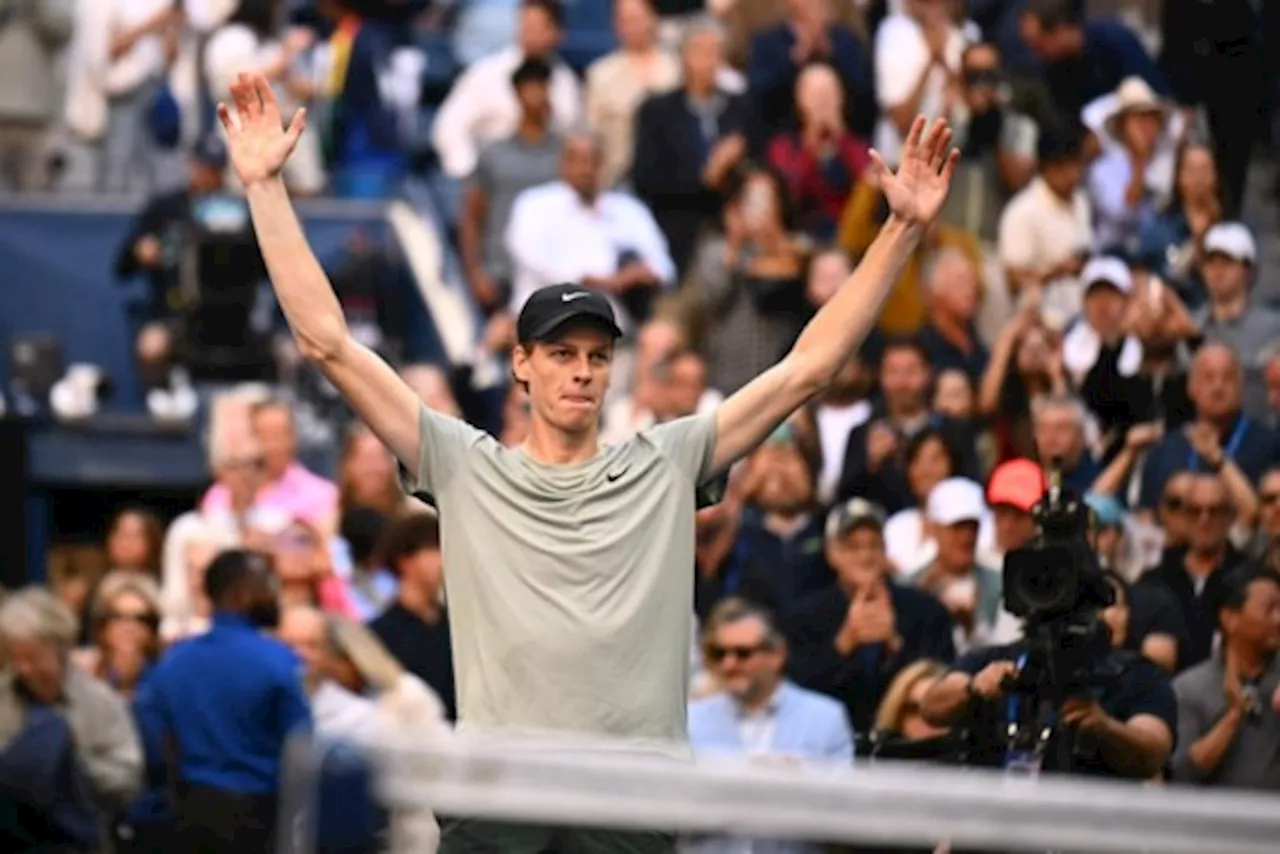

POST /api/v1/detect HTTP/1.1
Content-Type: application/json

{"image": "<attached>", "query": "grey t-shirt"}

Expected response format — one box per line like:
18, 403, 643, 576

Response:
470, 133, 562, 282
1171, 652, 1280, 790
402, 405, 718, 754
1194, 304, 1280, 422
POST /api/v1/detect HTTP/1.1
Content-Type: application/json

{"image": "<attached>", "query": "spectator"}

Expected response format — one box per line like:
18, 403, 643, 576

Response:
837, 336, 978, 512
766, 62, 870, 241
277, 606, 379, 743
733, 423, 832, 614
338, 423, 404, 518
1087, 78, 1176, 255
871, 658, 951, 743
400, 363, 463, 419
504, 129, 675, 326
872, 0, 965, 168
271, 519, 357, 618
693, 470, 774, 621
0, 0, 73, 190
906, 477, 1002, 653
917, 247, 989, 383
459, 57, 564, 317
747, 0, 871, 140
1138, 342, 1280, 511
688, 168, 809, 395
0, 588, 143, 812
1246, 468, 1280, 564
978, 313, 1068, 462
602, 317, 687, 443
983, 458, 1042, 568
996, 125, 1090, 329
368, 512, 456, 721
202, 0, 324, 195
786, 498, 955, 734
134, 550, 311, 854
431, 0, 580, 181
805, 316, 875, 503
1030, 394, 1099, 494
338, 507, 396, 622
1172, 565, 1280, 789
1136, 139, 1224, 306
881, 428, 962, 572
652, 348, 712, 423
690, 598, 853, 764
201, 400, 340, 533
585, 0, 679, 189
71, 572, 162, 700
1141, 473, 1246, 672
1018, 0, 1169, 128
1195, 223, 1280, 422
631, 17, 754, 275
104, 507, 164, 579
939, 41, 1037, 242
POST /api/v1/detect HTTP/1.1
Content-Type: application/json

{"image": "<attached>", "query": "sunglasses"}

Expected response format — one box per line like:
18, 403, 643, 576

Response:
106, 610, 159, 630
1184, 502, 1229, 520
1162, 495, 1185, 511
707, 643, 770, 664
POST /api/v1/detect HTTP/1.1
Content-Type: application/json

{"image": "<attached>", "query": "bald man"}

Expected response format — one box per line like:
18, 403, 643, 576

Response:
278, 606, 379, 743
1138, 342, 1280, 510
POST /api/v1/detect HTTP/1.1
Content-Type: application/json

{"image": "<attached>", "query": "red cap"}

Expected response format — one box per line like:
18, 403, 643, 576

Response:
986, 459, 1045, 512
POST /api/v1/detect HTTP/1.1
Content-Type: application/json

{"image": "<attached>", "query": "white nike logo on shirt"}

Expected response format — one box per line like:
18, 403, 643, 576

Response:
561, 292, 591, 302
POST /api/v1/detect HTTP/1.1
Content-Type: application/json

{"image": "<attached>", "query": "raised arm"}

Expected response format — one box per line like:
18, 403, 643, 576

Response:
710, 116, 958, 473
218, 73, 421, 467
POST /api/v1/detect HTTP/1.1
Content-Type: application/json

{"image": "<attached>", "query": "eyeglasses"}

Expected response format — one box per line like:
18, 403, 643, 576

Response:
707, 643, 770, 664
1184, 502, 1229, 520
106, 610, 159, 630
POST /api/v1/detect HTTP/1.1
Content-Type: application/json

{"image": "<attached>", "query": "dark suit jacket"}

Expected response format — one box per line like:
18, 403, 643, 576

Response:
631, 87, 757, 275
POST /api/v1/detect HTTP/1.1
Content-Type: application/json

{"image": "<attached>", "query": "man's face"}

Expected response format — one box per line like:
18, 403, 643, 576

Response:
1200, 254, 1250, 304
662, 355, 706, 419
931, 256, 979, 321
279, 609, 327, 685
1119, 110, 1163, 159
935, 520, 978, 569
1183, 478, 1231, 554
1225, 578, 1280, 654
1032, 404, 1082, 464
1020, 15, 1078, 63
7, 637, 63, 704
1189, 347, 1242, 422
681, 29, 722, 91
805, 251, 850, 308
1041, 157, 1083, 198
399, 545, 444, 595
514, 326, 614, 436
879, 347, 930, 412
746, 442, 813, 513
252, 406, 296, 480
515, 78, 551, 125
519, 4, 561, 58
1082, 283, 1129, 340
710, 617, 783, 703
560, 135, 602, 199
824, 526, 887, 589
961, 44, 1001, 113
992, 504, 1035, 554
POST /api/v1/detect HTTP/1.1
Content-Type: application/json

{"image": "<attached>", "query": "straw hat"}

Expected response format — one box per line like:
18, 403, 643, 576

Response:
1105, 77, 1170, 138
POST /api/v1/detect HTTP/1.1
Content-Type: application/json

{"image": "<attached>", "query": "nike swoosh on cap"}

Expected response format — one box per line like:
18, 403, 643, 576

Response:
561, 292, 592, 302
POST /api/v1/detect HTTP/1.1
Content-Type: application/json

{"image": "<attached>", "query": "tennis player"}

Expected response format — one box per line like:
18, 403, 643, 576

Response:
219, 71, 955, 848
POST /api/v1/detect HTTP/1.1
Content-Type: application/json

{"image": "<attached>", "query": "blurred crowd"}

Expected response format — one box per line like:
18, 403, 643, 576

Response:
6, 0, 1280, 851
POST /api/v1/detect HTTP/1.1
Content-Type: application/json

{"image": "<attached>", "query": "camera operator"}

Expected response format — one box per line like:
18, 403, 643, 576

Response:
920, 470, 1178, 781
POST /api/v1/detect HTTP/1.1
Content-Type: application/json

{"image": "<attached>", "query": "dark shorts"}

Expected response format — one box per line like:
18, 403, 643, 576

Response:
438, 818, 676, 854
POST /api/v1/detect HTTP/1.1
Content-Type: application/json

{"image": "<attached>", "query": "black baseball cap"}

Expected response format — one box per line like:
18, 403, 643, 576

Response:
516, 283, 623, 343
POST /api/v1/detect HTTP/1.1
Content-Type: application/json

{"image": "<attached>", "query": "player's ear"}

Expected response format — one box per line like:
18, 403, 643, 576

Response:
511, 341, 532, 386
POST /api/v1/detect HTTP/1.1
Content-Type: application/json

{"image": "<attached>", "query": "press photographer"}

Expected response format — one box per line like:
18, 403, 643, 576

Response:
920, 465, 1177, 780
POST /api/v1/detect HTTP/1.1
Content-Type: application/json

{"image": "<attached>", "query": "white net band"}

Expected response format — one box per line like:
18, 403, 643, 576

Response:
370, 733, 1280, 854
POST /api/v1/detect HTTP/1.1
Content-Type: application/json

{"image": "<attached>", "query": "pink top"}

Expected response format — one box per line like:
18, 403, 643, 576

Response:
201, 462, 339, 527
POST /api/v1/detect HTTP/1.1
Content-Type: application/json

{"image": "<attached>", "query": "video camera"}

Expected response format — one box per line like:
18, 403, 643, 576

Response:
1000, 458, 1117, 706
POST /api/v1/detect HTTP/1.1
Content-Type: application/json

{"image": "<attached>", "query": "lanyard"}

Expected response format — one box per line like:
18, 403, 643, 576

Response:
1005, 654, 1055, 761
1188, 417, 1248, 471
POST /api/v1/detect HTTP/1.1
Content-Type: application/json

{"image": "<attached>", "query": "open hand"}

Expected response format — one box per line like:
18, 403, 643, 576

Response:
867, 116, 959, 227
217, 72, 307, 187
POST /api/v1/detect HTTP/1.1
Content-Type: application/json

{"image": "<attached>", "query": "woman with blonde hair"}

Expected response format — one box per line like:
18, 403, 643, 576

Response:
873, 658, 950, 741
71, 571, 164, 699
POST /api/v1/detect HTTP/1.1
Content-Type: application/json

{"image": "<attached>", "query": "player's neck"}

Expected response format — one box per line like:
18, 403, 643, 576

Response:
523, 417, 600, 465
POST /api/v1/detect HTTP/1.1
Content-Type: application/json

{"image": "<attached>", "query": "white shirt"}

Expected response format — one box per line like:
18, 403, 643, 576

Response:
504, 180, 676, 323
105, 0, 170, 95
203, 24, 283, 103
872, 14, 965, 166
312, 681, 382, 744
814, 400, 872, 504
431, 45, 581, 179
997, 176, 1093, 330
